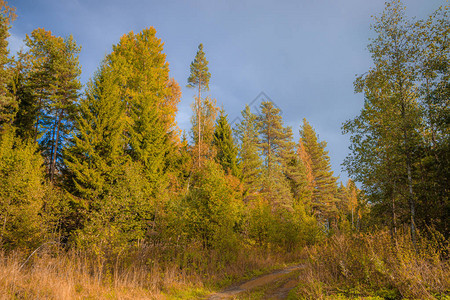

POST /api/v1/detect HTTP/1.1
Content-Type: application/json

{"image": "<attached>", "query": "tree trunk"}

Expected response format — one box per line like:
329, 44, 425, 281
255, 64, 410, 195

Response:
198, 81, 201, 168
406, 155, 416, 245
50, 109, 63, 182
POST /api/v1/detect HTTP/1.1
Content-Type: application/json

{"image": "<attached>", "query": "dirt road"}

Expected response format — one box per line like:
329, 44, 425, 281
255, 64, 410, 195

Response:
208, 265, 303, 299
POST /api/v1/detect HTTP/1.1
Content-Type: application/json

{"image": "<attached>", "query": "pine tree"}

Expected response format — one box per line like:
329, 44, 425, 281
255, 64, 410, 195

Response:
190, 96, 218, 166
213, 109, 238, 176
25, 29, 81, 182
257, 101, 293, 209
299, 119, 338, 225
187, 44, 211, 167
235, 104, 262, 201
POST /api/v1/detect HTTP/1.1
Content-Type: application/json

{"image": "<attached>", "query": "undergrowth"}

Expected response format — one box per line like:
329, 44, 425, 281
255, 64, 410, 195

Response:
0, 242, 302, 299
293, 229, 449, 299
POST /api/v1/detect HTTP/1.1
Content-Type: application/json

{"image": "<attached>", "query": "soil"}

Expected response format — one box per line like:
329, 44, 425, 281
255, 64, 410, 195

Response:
208, 265, 303, 299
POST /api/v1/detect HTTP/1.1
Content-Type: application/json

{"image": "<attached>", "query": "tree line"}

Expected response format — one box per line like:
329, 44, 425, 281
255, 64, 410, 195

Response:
0, 0, 447, 260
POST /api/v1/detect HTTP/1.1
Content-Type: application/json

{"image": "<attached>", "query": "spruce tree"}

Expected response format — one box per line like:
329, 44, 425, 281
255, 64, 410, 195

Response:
213, 109, 238, 176
299, 119, 338, 225
65, 63, 126, 201
10, 52, 36, 140
107, 27, 174, 192
187, 44, 211, 167
280, 126, 309, 205
0, 1, 16, 130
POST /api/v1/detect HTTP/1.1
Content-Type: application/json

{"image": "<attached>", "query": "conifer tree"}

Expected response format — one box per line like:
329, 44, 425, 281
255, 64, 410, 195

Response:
235, 105, 262, 201
257, 101, 293, 209
213, 109, 238, 176
299, 119, 338, 225
25, 29, 81, 182
10, 52, 36, 140
187, 44, 211, 167
257, 101, 286, 173
0, 126, 45, 250
297, 136, 314, 205
0, 1, 16, 130
190, 96, 218, 166
65, 63, 126, 201
280, 126, 309, 205
107, 27, 175, 192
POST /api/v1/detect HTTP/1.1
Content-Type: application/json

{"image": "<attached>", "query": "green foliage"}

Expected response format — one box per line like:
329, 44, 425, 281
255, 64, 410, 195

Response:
294, 230, 449, 299
300, 119, 338, 225
213, 109, 238, 176
183, 160, 242, 253
66, 27, 176, 254
0, 1, 16, 129
343, 1, 449, 237
190, 95, 219, 163
0, 126, 44, 250
107, 27, 173, 192
65, 63, 125, 201
25, 28, 81, 181
187, 43, 211, 92
235, 104, 262, 201
257, 101, 294, 209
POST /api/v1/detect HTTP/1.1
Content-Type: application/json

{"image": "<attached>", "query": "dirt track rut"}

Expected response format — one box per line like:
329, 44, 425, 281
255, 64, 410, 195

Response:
208, 265, 303, 299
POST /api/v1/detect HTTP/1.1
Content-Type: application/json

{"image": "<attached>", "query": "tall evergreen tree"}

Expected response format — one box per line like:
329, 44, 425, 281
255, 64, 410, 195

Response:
187, 44, 211, 167
65, 63, 126, 201
257, 101, 293, 209
0, 0, 16, 130
300, 119, 338, 225
280, 126, 309, 205
190, 96, 218, 167
213, 109, 238, 176
107, 27, 175, 192
297, 136, 314, 205
235, 105, 262, 201
10, 51, 36, 140
25, 29, 81, 182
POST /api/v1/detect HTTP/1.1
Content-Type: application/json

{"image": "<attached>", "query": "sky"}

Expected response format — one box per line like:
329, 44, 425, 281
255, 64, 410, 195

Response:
7, 0, 445, 183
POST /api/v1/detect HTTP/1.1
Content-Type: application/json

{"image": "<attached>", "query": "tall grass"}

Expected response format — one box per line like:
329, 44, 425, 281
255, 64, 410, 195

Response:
293, 229, 449, 299
0, 242, 301, 299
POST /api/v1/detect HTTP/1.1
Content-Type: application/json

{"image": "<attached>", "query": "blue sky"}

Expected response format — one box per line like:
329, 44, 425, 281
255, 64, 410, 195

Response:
8, 0, 445, 183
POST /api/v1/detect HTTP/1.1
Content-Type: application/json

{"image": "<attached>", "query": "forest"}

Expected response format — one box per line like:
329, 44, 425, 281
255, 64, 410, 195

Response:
0, 0, 448, 299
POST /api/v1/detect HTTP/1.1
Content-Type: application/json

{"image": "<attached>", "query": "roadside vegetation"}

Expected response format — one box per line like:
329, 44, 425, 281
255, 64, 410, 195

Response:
0, 0, 448, 299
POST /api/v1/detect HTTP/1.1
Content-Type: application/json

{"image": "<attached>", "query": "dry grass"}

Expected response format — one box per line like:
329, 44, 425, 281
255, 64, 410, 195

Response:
292, 229, 450, 299
0, 242, 301, 299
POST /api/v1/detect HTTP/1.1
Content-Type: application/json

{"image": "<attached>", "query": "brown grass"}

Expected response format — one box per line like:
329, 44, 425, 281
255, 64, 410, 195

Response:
293, 229, 450, 299
0, 242, 301, 299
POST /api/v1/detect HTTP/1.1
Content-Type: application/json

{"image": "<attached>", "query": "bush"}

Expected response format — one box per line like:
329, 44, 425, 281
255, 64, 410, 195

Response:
294, 230, 449, 299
